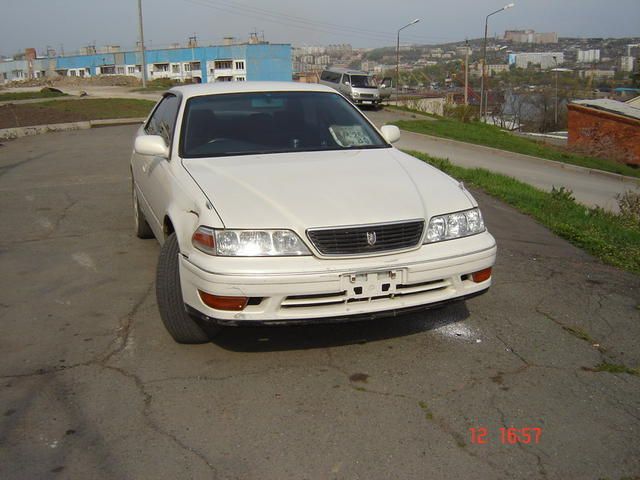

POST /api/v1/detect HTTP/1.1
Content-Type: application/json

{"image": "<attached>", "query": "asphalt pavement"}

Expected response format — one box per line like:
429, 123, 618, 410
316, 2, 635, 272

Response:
366, 109, 640, 212
0, 126, 639, 480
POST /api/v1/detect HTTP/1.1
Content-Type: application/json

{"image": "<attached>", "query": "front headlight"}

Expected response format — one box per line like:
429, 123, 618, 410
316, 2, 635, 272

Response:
425, 208, 485, 243
352, 91, 360, 97
192, 227, 311, 256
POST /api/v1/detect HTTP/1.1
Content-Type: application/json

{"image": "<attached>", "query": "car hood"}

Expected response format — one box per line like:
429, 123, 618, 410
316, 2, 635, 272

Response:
182, 148, 474, 230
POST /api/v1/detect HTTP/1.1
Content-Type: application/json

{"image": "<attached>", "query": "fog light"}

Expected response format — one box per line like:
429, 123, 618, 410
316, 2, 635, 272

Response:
198, 290, 248, 311
471, 268, 492, 283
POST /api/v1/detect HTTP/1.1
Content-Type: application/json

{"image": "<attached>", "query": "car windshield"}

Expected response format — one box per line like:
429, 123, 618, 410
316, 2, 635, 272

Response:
350, 75, 375, 88
180, 91, 389, 158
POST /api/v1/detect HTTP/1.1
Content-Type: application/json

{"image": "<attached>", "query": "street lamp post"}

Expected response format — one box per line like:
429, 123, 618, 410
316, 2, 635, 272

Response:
137, 0, 148, 88
552, 56, 559, 128
479, 3, 514, 121
396, 18, 420, 105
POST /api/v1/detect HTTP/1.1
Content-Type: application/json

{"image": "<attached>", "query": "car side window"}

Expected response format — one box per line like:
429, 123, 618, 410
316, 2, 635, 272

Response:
146, 94, 180, 146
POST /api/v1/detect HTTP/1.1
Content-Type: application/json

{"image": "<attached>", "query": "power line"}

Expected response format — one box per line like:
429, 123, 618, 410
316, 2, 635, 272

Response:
182, 0, 454, 44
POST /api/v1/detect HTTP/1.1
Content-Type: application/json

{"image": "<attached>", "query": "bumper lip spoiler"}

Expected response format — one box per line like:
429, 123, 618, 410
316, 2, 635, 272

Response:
184, 288, 489, 327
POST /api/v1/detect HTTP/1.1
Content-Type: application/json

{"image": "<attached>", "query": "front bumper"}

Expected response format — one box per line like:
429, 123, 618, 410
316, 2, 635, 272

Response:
179, 231, 496, 325
352, 97, 381, 105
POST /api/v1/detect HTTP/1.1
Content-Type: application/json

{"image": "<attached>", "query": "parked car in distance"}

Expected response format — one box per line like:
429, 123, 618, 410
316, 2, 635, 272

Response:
319, 68, 382, 108
130, 82, 496, 344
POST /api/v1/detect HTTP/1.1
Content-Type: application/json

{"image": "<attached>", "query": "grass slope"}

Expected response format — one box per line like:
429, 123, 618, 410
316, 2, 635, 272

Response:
0, 90, 67, 101
395, 116, 640, 179
0, 98, 156, 128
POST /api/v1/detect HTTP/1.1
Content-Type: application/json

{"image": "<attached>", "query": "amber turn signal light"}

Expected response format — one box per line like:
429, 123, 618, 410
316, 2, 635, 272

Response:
198, 291, 248, 311
471, 267, 492, 283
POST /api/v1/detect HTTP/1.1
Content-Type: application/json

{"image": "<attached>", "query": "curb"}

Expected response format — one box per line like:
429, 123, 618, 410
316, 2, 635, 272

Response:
0, 118, 145, 141
401, 130, 640, 187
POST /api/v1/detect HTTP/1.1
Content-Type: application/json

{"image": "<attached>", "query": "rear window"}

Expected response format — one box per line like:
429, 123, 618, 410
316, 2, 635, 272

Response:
179, 91, 388, 158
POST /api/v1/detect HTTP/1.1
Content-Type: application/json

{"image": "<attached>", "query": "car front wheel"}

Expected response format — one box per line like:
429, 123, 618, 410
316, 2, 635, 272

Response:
156, 233, 214, 344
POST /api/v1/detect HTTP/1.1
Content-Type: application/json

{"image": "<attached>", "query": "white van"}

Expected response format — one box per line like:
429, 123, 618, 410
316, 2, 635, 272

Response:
319, 68, 382, 107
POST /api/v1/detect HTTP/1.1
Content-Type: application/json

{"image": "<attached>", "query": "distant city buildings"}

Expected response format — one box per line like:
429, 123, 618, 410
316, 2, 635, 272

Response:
619, 56, 636, 72
577, 49, 601, 63
504, 30, 558, 44
509, 52, 564, 69
0, 40, 292, 84
470, 63, 509, 77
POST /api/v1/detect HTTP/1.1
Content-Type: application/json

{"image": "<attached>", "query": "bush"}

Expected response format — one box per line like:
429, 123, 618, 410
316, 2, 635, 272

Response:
617, 190, 640, 226
443, 104, 478, 123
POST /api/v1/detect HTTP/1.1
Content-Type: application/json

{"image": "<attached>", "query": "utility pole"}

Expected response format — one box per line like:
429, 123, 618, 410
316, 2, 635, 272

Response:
464, 39, 469, 106
396, 32, 400, 104
137, 0, 147, 88
553, 56, 559, 128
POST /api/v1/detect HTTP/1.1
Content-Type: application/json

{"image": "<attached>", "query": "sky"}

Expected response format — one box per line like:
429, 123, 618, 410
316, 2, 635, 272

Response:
2, 0, 639, 56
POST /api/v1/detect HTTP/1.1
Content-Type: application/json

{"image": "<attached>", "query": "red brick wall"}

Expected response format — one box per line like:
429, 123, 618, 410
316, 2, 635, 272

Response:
567, 104, 640, 166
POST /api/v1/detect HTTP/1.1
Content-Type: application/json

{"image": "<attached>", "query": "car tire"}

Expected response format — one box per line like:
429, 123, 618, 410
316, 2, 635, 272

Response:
156, 233, 213, 344
132, 181, 154, 239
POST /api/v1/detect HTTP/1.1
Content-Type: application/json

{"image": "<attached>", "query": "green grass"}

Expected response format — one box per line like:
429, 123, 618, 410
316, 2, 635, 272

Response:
406, 150, 640, 274
418, 401, 434, 420
35, 98, 156, 119
592, 362, 639, 376
395, 116, 640, 179
0, 90, 67, 101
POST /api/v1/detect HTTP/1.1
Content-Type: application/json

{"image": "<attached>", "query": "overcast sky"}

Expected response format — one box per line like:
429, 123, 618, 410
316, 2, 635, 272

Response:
2, 0, 639, 55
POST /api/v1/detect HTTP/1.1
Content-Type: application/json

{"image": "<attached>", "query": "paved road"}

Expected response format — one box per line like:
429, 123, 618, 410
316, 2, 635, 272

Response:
1, 127, 639, 479
367, 109, 640, 212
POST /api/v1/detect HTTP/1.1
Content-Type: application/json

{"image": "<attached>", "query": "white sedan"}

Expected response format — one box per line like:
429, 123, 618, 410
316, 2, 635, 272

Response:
130, 82, 496, 343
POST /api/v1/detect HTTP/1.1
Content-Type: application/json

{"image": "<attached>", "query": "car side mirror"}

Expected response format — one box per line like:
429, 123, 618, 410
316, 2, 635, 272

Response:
135, 135, 169, 158
380, 125, 401, 144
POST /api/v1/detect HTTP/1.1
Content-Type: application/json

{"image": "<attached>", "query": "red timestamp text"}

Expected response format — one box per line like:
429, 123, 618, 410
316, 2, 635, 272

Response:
469, 427, 542, 445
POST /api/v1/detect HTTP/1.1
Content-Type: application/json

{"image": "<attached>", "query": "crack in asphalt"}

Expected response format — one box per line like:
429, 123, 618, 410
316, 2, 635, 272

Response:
534, 298, 609, 365
322, 348, 510, 479
0, 283, 155, 380
0, 281, 219, 477
0, 151, 51, 178
493, 401, 548, 479
44, 192, 79, 239
102, 364, 219, 478
571, 370, 640, 423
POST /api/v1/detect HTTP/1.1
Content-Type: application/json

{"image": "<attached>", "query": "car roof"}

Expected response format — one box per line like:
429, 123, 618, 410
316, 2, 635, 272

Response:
169, 81, 336, 98
322, 68, 370, 75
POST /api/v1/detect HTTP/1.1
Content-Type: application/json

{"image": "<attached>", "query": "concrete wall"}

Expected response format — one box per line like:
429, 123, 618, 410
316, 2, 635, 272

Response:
568, 104, 640, 166
397, 96, 446, 116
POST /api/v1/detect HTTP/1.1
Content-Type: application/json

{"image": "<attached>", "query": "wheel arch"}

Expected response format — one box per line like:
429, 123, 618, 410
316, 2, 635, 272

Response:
161, 204, 199, 253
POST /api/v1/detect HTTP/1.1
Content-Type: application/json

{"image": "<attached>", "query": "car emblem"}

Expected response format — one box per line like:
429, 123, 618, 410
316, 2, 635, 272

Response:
366, 231, 377, 246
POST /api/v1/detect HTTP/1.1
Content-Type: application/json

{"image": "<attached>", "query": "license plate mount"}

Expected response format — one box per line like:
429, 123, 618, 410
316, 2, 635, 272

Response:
340, 270, 405, 299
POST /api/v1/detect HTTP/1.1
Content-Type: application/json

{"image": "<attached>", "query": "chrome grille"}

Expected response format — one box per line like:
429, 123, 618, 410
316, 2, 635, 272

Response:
307, 220, 424, 256
359, 93, 374, 99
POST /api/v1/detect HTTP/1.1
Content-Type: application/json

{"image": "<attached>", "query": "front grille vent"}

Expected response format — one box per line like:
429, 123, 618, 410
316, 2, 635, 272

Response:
307, 220, 424, 256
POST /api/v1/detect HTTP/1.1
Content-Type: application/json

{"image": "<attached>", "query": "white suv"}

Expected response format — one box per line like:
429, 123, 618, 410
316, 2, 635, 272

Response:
130, 82, 496, 343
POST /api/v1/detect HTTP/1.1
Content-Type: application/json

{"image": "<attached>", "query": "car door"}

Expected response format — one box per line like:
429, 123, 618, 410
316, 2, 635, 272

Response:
338, 74, 351, 97
131, 93, 181, 234
379, 77, 393, 99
